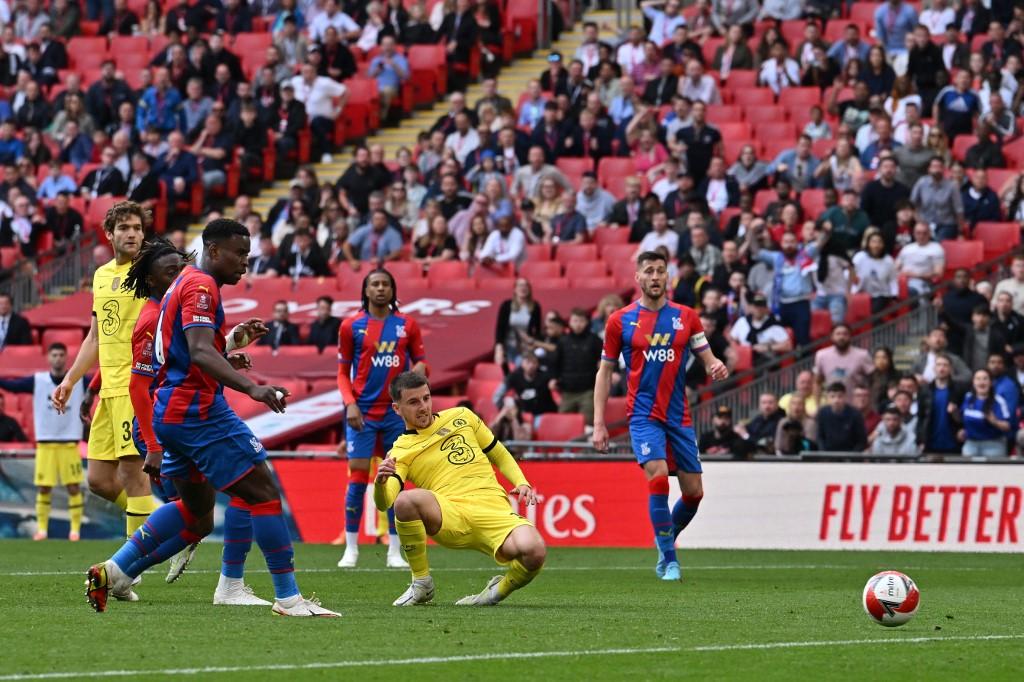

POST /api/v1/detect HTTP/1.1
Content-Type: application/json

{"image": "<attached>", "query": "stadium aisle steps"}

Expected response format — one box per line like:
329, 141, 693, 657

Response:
184, 12, 621, 244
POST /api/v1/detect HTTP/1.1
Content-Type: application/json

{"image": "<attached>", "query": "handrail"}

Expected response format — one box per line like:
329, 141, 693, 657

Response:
1, 233, 99, 310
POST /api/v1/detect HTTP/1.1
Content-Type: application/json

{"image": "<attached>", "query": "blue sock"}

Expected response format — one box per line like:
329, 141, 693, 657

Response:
672, 495, 703, 538
345, 473, 368, 533
648, 476, 676, 564
387, 506, 397, 535
250, 499, 299, 600
221, 499, 253, 579
113, 501, 199, 578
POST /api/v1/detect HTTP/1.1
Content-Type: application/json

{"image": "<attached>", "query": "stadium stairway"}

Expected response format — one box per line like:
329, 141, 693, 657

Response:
182, 11, 622, 245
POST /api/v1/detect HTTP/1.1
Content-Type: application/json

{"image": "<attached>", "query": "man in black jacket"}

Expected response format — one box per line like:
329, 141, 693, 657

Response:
816, 382, 868, 452
993, 291, 1024, 355
916, 353, 967, 453
0, 393, 27, 442
43, 192, 83, 250
439, 0, 477, 93
0, 293, 33, 347
85, 60, 133, 131
643, 57, 678, 107
497, 351, 558, 417
698, 405, 745, 457
548, 309, 602, 425
306, 296, 341, 353
258, 300, 303, 349
126, 153, 160, 209
278, 229, 331, 279
80, 146, 127, 199
737, 392, 786, 455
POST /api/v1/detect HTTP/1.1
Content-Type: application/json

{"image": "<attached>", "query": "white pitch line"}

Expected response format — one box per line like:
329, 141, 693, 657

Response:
1, 635, 1021, 680
0, 563, 995, 577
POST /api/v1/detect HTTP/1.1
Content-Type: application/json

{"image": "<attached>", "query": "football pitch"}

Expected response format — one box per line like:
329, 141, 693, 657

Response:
1, 542, 1022, 681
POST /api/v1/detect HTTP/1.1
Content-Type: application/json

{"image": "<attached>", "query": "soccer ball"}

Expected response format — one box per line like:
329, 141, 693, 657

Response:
862, 571, 920, 627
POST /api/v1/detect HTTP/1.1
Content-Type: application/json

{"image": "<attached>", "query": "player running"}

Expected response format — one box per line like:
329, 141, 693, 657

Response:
592, 251, 728, 582
374, 371, 546, 607
53, 200, 156, 539
123, 236, 271, 605
336, 268, 426, 569
0, 343, 89, 541
85, 219, 340, 617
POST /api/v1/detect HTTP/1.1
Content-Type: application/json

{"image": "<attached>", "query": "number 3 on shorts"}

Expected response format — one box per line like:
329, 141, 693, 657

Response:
122, 420, 131, 443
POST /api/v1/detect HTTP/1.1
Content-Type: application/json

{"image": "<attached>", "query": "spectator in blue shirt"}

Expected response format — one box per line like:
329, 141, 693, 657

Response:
136, 67, 183, 134
933, 71, 980, 138
987, 353, 1019, 449
960, 368, 1012, 457
0, 121, 24, 165
874, 0, 918, 55
37, 160, 78, 199
748, 228, 822, 347
56, 120, 94, 170
517, 80, 547, 130
343, 209, 404, 269
827, 24, 872, 68
369, 36, 409, 121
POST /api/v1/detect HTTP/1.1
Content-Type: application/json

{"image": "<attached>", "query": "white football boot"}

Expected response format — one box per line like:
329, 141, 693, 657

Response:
337, 546, 359, 568
455, 575, 504, 606
166, 541, 200, 583
213, 576, 272, 606
271, 594, 342, 617
392, 576, 435, 606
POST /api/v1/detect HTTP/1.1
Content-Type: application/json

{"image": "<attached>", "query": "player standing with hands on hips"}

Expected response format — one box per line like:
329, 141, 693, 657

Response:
336, 268, 427, 569
593, 251, 729, 582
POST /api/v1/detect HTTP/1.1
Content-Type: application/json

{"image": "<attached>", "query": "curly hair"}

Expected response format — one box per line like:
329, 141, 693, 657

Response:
102, 199, 149, 235
122, 236, 194, 300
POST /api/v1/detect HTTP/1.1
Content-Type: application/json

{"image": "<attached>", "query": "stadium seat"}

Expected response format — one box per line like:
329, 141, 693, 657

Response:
718, 122, 753, 140
847, 293, 873, 329
519, 261, 561, 279
604, 396, 629, 436
535, 413, 585, 442
476, 278, 516, 291
554, 244, 598, 264
524, 244, 552, 262
466, 379, 502, 406
597, 157, 638, 186
810, 309, 832, 342
474, 262, 514, 281
426, 261, 469, 287
706, 105, 744, 123
0, 346, 42, 360
564, 261, 608, 279
41, 328, 85, 348
1003, 138, 1024, 169
754, 121, 796, 141
473, 363, 505, 381
110, 35, 149, 54
973, 222, 1020, 259
799, 189, 827, 217
529, 277, 568, 290
731, 89, 774, 107
431, 394, 468, 411
742, 105, 788, 123
0, 247, 19, 269
777, 88, 822, 108
941, 240, 984, 275
721, 70, 757, 91
382, 261, 424, 280
952, 135, 979, 162
592, 228, 630, 247
556, 157, 594, 180
571, 276, 616, 289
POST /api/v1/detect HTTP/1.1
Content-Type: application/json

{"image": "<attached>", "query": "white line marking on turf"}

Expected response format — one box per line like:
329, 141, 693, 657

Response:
0, 564, 996, 577
1, 636, 1021, 680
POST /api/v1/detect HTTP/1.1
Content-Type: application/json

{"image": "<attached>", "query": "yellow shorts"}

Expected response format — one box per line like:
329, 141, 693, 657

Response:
432, 493, 533, 564
88, 395, 139, 461
35, 442, 84, 487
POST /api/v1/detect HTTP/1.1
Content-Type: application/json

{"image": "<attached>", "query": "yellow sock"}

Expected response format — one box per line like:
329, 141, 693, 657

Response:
377, 509, 389, 541
113, 490, 128, 511
68, 492, 84, 535
394, 519, 430, 578
497, 560, 541, 599
35, 492, 51, 534
126, 495, 158, 537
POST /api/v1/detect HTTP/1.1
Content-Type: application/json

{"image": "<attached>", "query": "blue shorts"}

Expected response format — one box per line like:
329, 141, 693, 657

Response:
628, 419, 702, 474
154, 400, 266, 491
345, 410, 405, 459
132, 418, 181, 502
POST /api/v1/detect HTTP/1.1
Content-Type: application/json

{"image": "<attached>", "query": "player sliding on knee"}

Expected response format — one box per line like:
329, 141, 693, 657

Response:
374, 372, 546, 606
85, 219, 339, 617
121, 236, 271, 601
592, 251, 728, 582
336, 268, 426, 570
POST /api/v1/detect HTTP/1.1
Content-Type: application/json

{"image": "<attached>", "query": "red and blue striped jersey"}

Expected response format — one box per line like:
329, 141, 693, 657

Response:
337, 311, 426, 420
130, 298, 160, 390
153, 266, 226, 425
601, 301, 708, 426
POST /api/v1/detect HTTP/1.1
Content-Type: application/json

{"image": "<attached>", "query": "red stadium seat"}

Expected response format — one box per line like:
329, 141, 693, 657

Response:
597, 157, 638, 185
718, 122, 753, 140
524, 244, 552, 262
529, 277, 568, 289
705, 105, 744, 123
476, 278, 515, 291
605, 396, 629, 436
754, 121, 797, 141
846, 293, 873, 328
474, 262, 514, 281
0, 346, 43, 360
778, 87, 822, 108
1004, 138, 1024, 168
592, 228, 630, 247
564, 261, 608, 279
952, 135, 978, 162
811, 138, 835, 159
426, 260, 469, 287
519, 261, 561, 279
41, 328, 85, 348
432, 395, 469, 411
0, 247, 19, 269
570, 276, 616, 289
602, 243, 637, 263
810, 309, 832, 342
799, 189, 827, 217
731, 89, 774, 107
722, 139, 757, 164
232, 32, 273, 53
941, 240, 984, 276
535, 413, 585, 442
554, 244, 598, 263
473, 363, 505, 381
556, 157, 594, 181
110, 35, 149, 54
973, 222, 1020, 259
742, 105, 788, 123
466, 379, 502, 406
732, 344, 752, 373
382, 261, 424, 280
721, 70, 757, 91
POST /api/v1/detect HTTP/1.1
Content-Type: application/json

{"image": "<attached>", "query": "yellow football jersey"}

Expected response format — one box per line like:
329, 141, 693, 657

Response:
386, 407, 529, 502
92, 259, 145, 399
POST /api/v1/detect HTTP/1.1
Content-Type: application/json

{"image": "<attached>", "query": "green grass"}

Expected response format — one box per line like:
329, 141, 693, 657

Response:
1, 541, 1022, 680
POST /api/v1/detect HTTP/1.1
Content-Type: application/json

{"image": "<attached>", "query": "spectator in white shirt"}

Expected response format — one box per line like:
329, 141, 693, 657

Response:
896, 221, 946, 296
308, 0, 361, 43
759, 41, 801, 95
616, 25, 646, 74
636, 209, 678, 257
444, 111, 480, 166
919, 0, 955, 37
479, 215, 527, 268
290, 62, 348, 162
641, 0, 687, 47
678, 60, 721, 104
576, 172, 616, 230
574, 22, 602, 73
